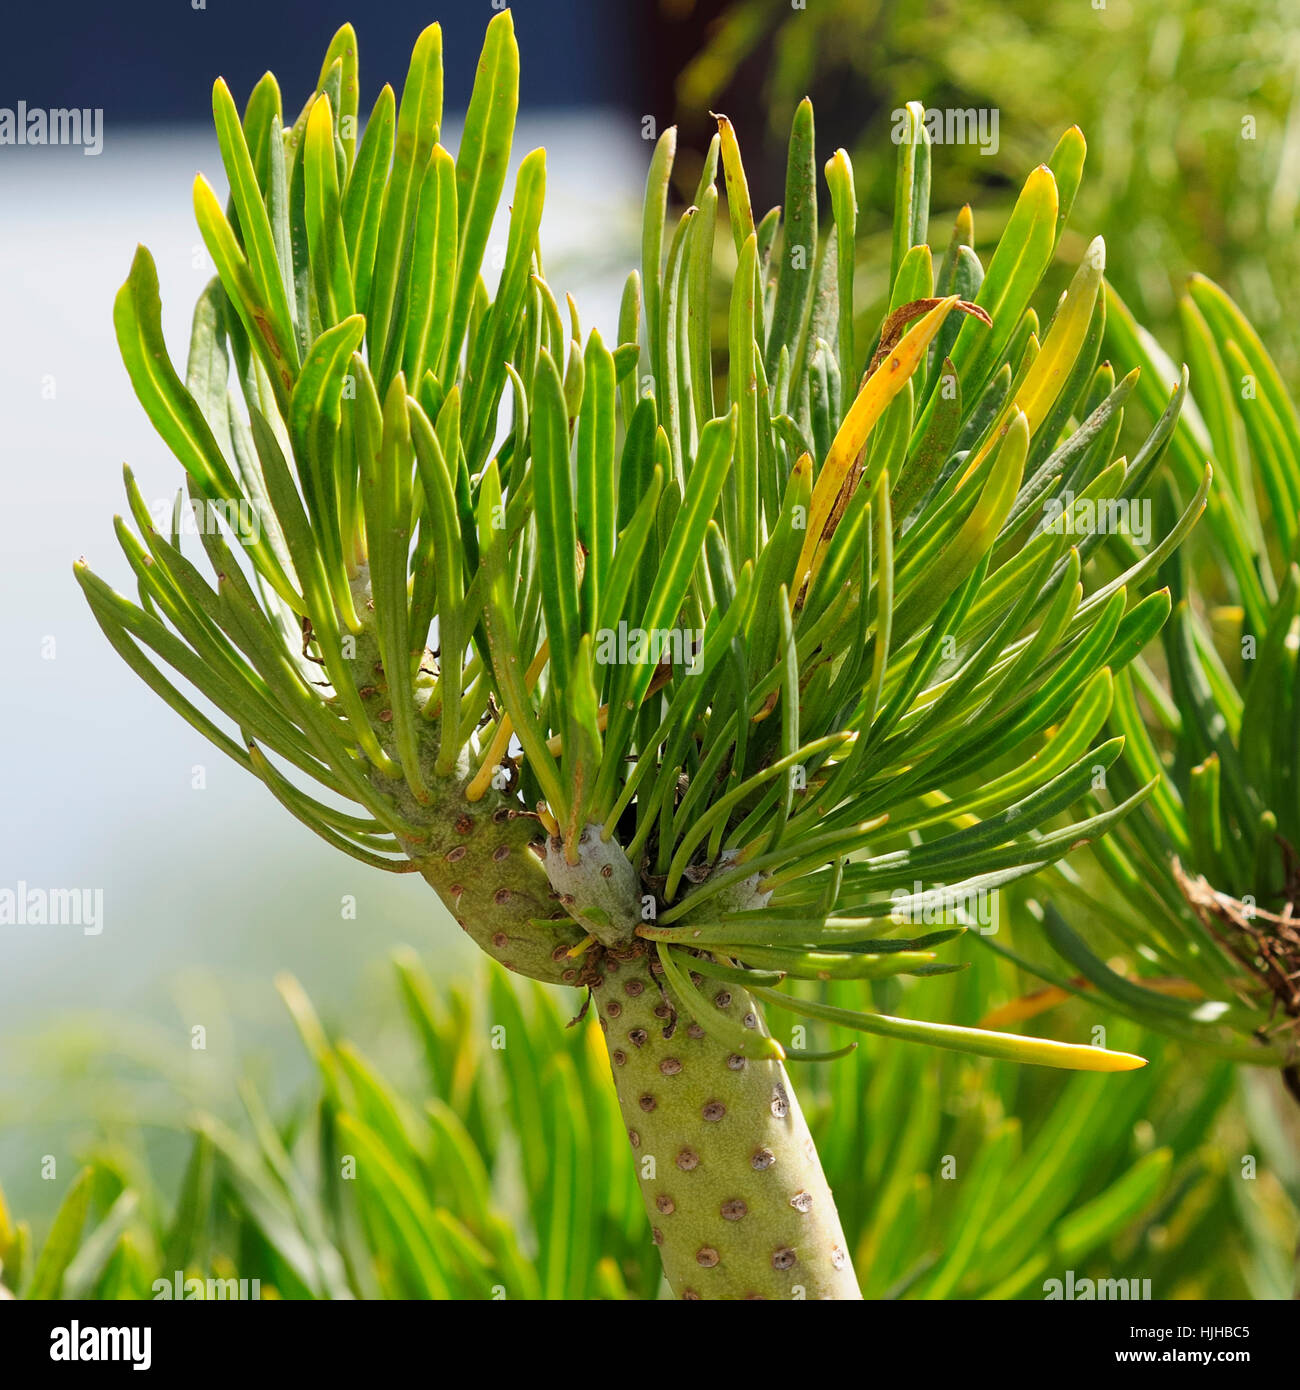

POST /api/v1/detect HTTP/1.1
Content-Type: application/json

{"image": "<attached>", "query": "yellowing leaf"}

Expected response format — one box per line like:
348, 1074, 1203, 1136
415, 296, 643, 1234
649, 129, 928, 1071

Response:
792, 294, 959, 602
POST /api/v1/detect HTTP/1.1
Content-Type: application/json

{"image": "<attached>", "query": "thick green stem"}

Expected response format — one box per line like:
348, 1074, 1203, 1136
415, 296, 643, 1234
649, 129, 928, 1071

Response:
351, 628, 586, 985
401, 779, 587, 985
594, 946, 861, 1299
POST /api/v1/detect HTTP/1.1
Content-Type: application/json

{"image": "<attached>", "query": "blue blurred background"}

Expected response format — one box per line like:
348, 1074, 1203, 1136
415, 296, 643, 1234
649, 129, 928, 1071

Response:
0, 1, 636, 119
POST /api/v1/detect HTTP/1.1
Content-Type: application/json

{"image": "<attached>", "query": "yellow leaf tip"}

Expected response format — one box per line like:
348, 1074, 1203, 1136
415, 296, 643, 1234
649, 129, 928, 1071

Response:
1105, 1051, 1148, 1071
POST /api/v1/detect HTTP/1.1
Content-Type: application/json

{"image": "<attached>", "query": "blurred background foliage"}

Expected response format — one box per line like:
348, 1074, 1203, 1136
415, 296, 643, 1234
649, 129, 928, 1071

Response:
664, 0, 1300, 376
4, 944, 1296, 1299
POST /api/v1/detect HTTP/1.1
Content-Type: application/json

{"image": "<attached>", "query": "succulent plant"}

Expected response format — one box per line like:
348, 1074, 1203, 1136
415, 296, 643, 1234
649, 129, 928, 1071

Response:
77, 16, 1204, 1298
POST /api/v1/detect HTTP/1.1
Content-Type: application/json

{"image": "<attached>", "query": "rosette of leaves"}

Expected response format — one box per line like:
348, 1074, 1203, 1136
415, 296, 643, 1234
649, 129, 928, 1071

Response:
1009, 275, 1300, 1097
77, 15, 1202, 1299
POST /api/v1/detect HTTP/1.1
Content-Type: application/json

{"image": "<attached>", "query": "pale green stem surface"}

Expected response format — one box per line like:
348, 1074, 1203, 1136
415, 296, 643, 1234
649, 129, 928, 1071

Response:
594, 947, 862, 1299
